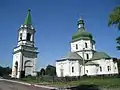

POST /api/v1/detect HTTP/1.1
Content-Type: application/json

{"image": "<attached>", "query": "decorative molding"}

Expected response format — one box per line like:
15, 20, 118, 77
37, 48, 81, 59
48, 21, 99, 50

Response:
18, 40, 34, 43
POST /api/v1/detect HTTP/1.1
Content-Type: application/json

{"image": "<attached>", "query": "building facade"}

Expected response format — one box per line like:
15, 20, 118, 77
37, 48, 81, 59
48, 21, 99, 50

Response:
56, 18, 118, 77
11, 10, 38, 78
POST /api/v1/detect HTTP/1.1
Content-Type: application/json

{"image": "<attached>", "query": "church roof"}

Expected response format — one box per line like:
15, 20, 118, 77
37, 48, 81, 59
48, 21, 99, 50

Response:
72, 18, 93, 41
72, 28, 93, 41
91, 52, 111, 60
24, 9, 32, 25
61, 51, 83, 60
85, 61, 99, 66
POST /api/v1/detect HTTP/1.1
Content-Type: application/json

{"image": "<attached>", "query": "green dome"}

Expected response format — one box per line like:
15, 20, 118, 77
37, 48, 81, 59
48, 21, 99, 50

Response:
72, 27, 93, 41
72, 18, 93, 41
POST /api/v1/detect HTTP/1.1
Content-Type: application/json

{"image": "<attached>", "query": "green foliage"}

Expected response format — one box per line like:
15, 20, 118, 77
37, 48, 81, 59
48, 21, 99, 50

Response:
108, 6, 120, 50
45, 65, 56, 76
0, 66, 11, 77
52, 77, 120, 89
40, 68, 45, 76
22, 76, 37, 83
22, 76, 120, 89
108, 6, 120, 29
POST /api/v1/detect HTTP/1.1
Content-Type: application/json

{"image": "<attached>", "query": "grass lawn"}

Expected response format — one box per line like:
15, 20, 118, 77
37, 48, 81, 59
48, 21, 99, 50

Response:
50, 78, 120, 88
21, 77, 120, 89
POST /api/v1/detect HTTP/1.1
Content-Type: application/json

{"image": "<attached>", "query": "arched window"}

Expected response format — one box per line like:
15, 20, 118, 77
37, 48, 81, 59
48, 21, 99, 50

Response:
85, 42, 87, 48
100, 66, 102, 72
107, 66, 111, 71
20, 33, 22, 40
76, 44, 78, 49
86, 54, 89, 59
27, 33, 31, 41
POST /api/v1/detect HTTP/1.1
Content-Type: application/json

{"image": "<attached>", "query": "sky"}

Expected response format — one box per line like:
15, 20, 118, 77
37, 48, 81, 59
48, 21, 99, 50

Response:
0, 0, 120, 70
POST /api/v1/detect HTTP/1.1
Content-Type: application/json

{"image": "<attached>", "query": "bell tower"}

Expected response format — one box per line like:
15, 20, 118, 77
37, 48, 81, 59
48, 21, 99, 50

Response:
11, 9, 38, 78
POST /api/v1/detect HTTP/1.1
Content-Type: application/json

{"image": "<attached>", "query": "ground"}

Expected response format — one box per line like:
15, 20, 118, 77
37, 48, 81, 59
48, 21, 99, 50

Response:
1, 76, 120, 90
0, 80, 53, 90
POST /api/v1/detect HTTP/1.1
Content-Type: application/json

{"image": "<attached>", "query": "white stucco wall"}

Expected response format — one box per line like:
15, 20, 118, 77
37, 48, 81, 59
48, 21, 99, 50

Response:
77, 51, 93, 60
71, 40, 94, 52
69, 60, 80, 76
70, 40, 94, 60
92, 59, 118, 75
85, 65, 98, 76
23, 56, 37, 76
56, 58, 118, 77
56, 60, 81, 77
56, 60, 69, 77
11, 52, 22, 78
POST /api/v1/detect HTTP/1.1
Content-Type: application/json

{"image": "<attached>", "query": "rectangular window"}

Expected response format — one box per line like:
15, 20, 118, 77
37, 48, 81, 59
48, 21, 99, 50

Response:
100, 66, 102, 72
76, 44, 78, 49
85, 43, 87, 48
72, 67, 74, 73
86, 54, 89, 59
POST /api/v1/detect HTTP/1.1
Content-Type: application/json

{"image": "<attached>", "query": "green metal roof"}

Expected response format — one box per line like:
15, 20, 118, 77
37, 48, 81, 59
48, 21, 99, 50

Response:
72, 28, 93, 41
61, 51, 83, 60
24, 9, 32, 25
72, 18, 93, 41
91, 52, 111, 60
85, 61, 99, 66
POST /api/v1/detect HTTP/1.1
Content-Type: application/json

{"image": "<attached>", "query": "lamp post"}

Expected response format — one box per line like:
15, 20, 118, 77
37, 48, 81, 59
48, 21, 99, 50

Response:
82, 48, 85, 75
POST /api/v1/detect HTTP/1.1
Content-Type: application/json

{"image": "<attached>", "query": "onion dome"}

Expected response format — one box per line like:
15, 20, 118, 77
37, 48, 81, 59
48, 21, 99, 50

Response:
72, 17, 92, 41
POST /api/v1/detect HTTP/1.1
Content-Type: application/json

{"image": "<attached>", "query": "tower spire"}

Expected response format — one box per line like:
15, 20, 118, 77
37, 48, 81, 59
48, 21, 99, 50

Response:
77, 17, 85, 29
24, 9, 32, 25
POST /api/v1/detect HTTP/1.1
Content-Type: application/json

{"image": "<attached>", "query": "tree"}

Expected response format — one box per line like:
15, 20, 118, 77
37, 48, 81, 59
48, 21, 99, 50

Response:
108, 6, 120, 29
45, 65, 56, 76
0, 66, 11, 77
108, 6, 120, 50
40, 68, 45, 76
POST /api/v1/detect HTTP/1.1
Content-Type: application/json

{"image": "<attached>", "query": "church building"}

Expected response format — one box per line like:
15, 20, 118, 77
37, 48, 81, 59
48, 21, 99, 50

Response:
56, 18, 118, 77
11, 10, 38, 78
